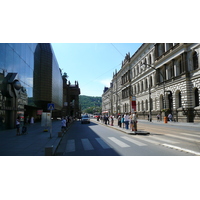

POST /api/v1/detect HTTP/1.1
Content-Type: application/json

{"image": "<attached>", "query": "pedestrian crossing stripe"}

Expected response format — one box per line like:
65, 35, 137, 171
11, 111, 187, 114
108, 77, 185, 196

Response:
121, 136, 147, 146
108, 137, 130, 148
95, 138, 111, 149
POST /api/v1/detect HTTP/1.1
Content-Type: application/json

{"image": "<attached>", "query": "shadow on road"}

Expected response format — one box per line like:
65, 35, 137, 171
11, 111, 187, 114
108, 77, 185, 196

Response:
55, 121, 121, 156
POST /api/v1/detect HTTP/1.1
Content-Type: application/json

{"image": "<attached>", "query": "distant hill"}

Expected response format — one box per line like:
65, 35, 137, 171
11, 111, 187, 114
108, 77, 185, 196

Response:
79, 95, 102, 114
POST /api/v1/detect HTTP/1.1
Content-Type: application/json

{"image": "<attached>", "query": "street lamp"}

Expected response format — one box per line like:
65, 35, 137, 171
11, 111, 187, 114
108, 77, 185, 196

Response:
143, 63, 167, 122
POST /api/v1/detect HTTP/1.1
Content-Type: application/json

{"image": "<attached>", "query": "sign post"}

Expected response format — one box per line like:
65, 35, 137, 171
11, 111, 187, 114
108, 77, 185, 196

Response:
47, 103, 54, 138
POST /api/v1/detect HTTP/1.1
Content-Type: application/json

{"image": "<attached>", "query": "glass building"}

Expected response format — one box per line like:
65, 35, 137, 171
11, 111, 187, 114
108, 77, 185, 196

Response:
0, 43, 63, 130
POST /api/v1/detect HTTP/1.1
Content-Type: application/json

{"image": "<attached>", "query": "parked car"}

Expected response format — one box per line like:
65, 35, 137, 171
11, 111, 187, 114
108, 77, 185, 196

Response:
81, 115, 90, 124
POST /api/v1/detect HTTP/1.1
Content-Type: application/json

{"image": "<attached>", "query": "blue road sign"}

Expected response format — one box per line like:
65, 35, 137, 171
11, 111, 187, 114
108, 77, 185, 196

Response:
47, 103, 54, 110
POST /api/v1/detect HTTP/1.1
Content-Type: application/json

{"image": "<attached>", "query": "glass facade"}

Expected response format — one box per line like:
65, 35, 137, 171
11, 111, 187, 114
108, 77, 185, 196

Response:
0, 43, 37, 97
0, 43, 63, 130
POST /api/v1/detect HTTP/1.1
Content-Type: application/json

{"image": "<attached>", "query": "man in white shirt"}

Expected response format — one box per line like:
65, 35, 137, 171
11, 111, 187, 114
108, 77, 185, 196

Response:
124, 113, 130, 130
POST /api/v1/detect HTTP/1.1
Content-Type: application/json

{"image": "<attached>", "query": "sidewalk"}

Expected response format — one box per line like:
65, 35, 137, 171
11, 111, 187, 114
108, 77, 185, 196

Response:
91, 119, 150, 135
0, 120, 72, 156
137, 119, 200, 127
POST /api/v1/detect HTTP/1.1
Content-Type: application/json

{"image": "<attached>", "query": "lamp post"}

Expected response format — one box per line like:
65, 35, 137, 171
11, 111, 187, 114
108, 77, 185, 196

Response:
143, 63, 167, 122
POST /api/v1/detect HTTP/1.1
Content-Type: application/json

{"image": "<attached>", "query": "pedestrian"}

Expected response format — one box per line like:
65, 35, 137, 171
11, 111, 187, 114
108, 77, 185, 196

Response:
129, 114, 134, 130
118, 115, 122, 128
30, 116, 34, 124
104, 115, 108, 125
124, 113, 130, 130
132, 112, 137, 132
16, 116, 21, 136
157, 114, 160, 122
110, 116, 114, 126
121, 115, 125, 128
61, 117, 67, 133
168, 113, 173, 122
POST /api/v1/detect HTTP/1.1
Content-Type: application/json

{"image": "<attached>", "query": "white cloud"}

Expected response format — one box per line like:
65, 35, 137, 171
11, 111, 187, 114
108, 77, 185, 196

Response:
100, 79, 111, 87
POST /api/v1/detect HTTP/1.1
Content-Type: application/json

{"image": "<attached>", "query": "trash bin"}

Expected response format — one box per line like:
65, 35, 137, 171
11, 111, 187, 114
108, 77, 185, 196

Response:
164, 116, 168, 123
45, 146, 53, 156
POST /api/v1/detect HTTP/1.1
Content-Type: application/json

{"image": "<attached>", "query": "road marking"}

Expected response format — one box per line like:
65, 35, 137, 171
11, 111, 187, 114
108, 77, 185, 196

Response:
161, 144, 200, 156
108, 137, 130, 148
134, 136, 159, 145
121, 136, 147, 146
181, 132, 200, 138
66, 140, 75, 152
95, 138, 111, 149
81, 139, 94, 151
150, 136, 179, 144
166, 134, 200, 142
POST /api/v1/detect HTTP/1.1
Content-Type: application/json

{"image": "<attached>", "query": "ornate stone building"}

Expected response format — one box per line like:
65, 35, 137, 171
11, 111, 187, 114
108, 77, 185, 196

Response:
102, 43, 200, 122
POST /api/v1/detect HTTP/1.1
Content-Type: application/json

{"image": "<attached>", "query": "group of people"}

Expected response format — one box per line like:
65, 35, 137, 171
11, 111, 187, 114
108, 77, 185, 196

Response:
61, 116, 73, 132
16, 116, 34, 136
117, 112, 138, 131
100, 112, 138, 132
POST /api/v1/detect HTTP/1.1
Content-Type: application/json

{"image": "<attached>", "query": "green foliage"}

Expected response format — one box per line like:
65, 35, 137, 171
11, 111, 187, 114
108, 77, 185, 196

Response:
79, 95, 102, 114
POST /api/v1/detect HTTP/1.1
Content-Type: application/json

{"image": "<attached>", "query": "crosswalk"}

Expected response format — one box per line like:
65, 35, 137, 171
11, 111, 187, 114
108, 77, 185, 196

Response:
65, 132, 200, 155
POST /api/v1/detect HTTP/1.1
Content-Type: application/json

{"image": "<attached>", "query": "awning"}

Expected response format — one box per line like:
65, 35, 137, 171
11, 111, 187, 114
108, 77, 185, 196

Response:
102, 111, 108, 114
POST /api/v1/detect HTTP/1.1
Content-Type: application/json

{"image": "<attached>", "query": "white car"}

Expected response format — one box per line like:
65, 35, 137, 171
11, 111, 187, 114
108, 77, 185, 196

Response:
81, 115, 90, 124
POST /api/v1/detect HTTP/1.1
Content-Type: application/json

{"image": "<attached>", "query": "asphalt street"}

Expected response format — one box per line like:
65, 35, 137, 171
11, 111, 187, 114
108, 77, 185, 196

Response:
55, 119, 199, 156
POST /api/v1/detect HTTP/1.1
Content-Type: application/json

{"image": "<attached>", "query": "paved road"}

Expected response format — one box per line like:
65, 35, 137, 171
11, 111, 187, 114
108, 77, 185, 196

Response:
55, 119, 199, 156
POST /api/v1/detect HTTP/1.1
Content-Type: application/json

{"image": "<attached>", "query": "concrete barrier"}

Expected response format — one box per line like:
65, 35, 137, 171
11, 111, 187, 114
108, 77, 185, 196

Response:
45, 146, 53, 156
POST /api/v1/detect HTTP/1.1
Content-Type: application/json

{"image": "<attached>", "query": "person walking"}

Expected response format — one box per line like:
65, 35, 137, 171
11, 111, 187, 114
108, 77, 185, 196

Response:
132, 112, 137, 133
61, 117, 67, 133
124, 113, 130, 130
118, 115, 122, 128
168, 113, 173, 121
157, 114, 160, 122
121, 115, 125, 128
16, 116, 21, 136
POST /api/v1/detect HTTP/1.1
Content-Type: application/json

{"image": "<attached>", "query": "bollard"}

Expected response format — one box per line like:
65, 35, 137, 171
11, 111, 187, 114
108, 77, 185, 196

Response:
58, 132, 62, 137
45, 146, 53, 156
164, 116, 168, 123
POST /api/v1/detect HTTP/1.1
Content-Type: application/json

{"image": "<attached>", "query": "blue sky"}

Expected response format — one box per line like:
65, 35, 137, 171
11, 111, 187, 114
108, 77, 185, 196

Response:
51, 43, 142, 97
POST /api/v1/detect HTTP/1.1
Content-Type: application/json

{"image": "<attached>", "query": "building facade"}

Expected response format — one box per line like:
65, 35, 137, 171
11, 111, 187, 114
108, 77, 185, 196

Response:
102, 43, 200, 123
0, 43, 63, 130
62, 77, 81, 119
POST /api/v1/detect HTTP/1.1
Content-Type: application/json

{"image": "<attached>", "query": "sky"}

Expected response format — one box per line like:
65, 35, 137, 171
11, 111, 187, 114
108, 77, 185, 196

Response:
51, 43, 142, 97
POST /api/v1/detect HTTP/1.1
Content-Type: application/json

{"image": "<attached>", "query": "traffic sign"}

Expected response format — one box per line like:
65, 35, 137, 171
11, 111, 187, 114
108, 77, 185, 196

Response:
47, 103, 54, 110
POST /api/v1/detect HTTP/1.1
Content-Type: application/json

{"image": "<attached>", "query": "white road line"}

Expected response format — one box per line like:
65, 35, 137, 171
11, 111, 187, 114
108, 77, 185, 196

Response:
121, 136, 147, 146
66, 140, 75, 152
134, 136, 159, 145
180, 132, 200, 138
81, 139, 94, 151
166, 134, 200, 142
108, 137, 130, 148
150, 136, 179, 144
161, 144, 200, 156
95, 138, 111, 149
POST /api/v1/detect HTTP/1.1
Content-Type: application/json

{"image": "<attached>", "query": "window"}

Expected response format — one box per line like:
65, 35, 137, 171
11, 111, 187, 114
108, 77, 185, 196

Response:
149, 76, 153, 87
194, 88, 199, 107
178, 92, 182, 107
148, 54, 152, 65
193, 51, 199, 70
146, 99, 148, 110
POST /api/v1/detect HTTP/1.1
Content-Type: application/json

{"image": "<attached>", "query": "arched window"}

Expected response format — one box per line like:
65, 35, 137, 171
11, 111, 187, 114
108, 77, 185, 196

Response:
145, 79, 148, 90
194, 88, 199, 107
141, 81, 144, 92
146, 99, 148, 111
138, 102, 140, 111
141, 100, 144, 111
160, 95, 164, 109
193, 51, 199, 70
148, 54, 152, 65
178, 91, 182, 107
149, 76, 153, 87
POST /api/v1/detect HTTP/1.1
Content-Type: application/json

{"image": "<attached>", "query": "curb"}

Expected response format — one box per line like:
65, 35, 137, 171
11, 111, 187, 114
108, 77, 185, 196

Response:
92, 120, 150, 135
